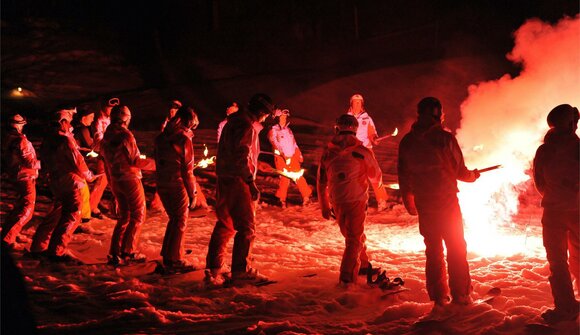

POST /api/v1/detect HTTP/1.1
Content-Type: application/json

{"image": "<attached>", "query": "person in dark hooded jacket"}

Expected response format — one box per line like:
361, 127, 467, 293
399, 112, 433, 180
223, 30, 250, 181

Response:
154, 106, 198, 273
533, 104, 579, 324
317, 114, 384, 284
398, 97, 480, 311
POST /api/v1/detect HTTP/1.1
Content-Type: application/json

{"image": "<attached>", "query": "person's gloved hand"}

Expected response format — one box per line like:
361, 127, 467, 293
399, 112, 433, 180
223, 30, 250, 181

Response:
402, 192, 418, 216
248, 181, 260, 201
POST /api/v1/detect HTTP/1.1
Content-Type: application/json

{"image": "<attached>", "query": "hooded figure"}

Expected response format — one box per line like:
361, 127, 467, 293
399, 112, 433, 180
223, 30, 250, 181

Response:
1, 114, 40, 248
205, 93, 273, 284
154, 106, 198, 272
317, 114, 383, 284
101, 105, 149, 266
346, 94, 388, 211
533, 104, 579, 324
30, 110, 93, 262
398, 97, 479, 311
268, 108, 312, 207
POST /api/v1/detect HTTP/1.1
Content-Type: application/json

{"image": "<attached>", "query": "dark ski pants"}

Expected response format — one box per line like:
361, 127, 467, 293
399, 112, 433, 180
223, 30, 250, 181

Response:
542, 208, 579, 311
206, 176, 255, 273
158, 183, 189, 263
2, 179, 36, 245
417, 195, 472, 302
31, 182, 82, 256
109, 178, 146, 256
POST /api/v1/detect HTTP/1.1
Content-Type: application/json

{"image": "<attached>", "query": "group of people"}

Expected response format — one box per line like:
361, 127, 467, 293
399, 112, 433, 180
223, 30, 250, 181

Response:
1, 92, 578, 323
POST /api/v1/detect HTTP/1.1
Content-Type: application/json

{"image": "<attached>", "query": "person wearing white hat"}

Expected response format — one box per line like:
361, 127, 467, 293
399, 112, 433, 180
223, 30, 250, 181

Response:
268, 108, 312, 207
1, 114, 41, 248
347, 94, 388, 211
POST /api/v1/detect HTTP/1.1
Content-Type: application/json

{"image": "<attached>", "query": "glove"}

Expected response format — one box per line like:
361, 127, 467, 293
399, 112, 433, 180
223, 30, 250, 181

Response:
189, 193, 198, 210
248, 181, 260, 201
402, 192, 418, 216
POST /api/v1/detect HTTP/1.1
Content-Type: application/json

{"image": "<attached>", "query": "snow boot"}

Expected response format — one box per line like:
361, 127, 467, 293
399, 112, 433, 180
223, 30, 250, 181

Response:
159, 260, 196, 275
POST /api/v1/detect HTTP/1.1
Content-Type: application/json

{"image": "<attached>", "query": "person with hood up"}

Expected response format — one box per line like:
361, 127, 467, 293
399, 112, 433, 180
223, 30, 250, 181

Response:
268, 108, 312, 207
101, 105, 150, 266
533, 104, 579, 324
398, 97, 479, 314
154, 106, 199, 273
317, 114, 384, 284
1, 114, 41, 249
30, 108, 94, 263
347, 94, 389, 211
205, 93, 274, 285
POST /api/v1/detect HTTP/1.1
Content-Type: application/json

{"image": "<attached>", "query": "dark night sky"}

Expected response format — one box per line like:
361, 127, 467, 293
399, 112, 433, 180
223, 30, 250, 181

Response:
1, 0, 578, 129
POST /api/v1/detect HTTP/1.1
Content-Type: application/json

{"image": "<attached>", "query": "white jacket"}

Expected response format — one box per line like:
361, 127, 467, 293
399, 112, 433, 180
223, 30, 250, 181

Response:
268, 124, 299, 158
348, 111, 377, 148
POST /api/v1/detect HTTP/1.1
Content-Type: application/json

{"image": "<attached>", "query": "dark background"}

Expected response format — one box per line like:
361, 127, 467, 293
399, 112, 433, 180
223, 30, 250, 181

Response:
2, 0, 578, 131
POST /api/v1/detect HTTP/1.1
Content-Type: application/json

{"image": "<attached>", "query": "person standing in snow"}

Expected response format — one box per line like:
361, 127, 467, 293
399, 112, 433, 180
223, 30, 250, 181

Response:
73, 107, 96, 224
154, 106, 199, 273
89, 97, 119, 219
317, 114, 384, 284
30, 108, 94, 263
268, 108, 312, 207
217, 101, 239, 142
101, 105, 149, 266
532, 104, 579, 324
1, 114, 41, 249
150, 99, 183, 212
347, 94, 389, 211
205, 93, 274, 284
398, 97, 479, 311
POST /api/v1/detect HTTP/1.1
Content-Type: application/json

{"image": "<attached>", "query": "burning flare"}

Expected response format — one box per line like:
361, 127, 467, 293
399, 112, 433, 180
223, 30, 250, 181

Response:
277, 168, 305, 182
455, 16, 580, 257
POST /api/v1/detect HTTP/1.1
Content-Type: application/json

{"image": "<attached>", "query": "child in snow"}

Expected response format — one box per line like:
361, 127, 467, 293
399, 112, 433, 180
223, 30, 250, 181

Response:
268, 108, 312, 207
317, 114, 384, 284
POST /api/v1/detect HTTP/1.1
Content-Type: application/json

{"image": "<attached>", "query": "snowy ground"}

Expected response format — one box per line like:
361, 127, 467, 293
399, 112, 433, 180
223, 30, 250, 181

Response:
2, 171, 579, 335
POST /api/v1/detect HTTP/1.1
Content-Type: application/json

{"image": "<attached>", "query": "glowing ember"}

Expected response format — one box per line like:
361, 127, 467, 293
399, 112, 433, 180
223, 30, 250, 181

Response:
86, 150, 99, 158
203, 144, 209, 157
17, 87, 22, 92
139, 154, 147, 159
194, 156, 216, 169
274, 149, 281, 156
385, 183, 399, 190
455, 16, 579, 257
285, 158, 291, 165
278, 168, 305, 182
391, 127, 398, 136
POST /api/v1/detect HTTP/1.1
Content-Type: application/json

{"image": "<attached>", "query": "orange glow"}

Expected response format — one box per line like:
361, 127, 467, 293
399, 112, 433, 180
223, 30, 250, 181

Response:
455, 16, 580, 257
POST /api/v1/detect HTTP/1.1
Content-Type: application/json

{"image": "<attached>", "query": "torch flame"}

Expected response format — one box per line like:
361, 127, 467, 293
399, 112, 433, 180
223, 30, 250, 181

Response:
86, 150, 99, 158
139, 154, 147, 159
385, 183, 400, 190
195, 156, 216, 169
391, 128, 398, 137
278, 168, 305, 182
203, 144, 208, 157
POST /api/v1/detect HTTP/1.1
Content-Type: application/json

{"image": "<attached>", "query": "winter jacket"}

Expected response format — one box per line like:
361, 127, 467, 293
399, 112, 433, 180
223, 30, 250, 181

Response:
348, 111, 377, 148
40, 129, 92, 190
92, 113, 110, 153
318, 133, 383, 205
216, 112, 262, 183
268, 124, 299, 158
101, 124, 146, 181
533, 130, 579, 211
155, 124, 197, 201
398, 121, 478, 200
2, 129, 40, 180
217, 118, 227, 142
